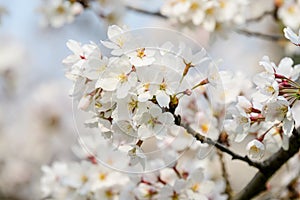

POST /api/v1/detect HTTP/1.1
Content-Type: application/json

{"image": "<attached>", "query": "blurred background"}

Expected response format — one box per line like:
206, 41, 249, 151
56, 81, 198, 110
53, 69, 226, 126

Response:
0, 0, 297, 199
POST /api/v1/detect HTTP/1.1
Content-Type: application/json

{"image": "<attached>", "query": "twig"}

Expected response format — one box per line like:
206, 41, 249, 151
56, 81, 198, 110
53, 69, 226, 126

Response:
217, 150, 233, 199
235, 29, 284, 42
125, 5, 166, 19
245, 11, 274, 23
181, 123, 263, 170
233, 127, 300, 200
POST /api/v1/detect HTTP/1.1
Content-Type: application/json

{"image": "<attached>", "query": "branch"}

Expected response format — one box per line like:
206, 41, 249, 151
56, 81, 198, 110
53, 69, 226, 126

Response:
234, 127, 300, 200
122, 4, 285, 43
235, 29, 284, 42
125, 5, 166, 19
182, 123, 263, 169
217, 150, 233, 199
245, 11, 274, 23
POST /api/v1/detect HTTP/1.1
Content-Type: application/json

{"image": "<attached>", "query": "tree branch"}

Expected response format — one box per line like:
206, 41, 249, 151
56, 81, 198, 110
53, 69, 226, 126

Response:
125, 5, 166, 19
181, 123, 263, 170
235, 29, 284, 42
234, 127, 300, 200
217, 150, 233, 200
123, 5, 285, 43
245, 11, 274, 23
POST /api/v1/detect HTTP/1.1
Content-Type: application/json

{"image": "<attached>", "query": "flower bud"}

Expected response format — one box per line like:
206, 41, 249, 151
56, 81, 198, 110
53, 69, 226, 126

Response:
246, 139, 265, 160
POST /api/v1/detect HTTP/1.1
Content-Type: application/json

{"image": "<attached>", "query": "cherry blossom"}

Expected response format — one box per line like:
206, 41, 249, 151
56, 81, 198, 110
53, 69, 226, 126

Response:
246, 139, 265, 160
38, 0, 83, 28
284, 26, 300, 46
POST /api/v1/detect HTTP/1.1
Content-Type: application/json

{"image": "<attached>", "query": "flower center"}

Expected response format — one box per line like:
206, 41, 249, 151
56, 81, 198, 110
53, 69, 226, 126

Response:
81, 175, 88, 183
206, 7, 215, 15
56, 5, 65, 14
118, 73, 128, 83
99, 173, 107, 180
137, 48, 146, 58
201, 123, 209, 133
191, 183, 200, 192
288, 6, 295, 14
250, 145, 260, 153
190, 2, 199, 10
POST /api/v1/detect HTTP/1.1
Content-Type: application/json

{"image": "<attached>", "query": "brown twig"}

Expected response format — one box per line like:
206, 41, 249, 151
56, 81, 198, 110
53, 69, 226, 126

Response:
181, 123, 263, 170
217, 150, 233, 200
125, 5, 166, 19
245, 11, 274, 23
233, 127, 300, 200
235, 29, 284, 42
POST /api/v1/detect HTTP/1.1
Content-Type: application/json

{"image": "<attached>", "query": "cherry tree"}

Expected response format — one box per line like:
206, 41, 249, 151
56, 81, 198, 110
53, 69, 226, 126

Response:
1, 0, 300, 200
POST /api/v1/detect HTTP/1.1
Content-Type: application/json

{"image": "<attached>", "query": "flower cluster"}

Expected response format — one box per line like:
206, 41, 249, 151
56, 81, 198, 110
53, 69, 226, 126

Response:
161, 0, 248, 32
38, 0, 84, 28
225, 53, 300, 159
40, 21, 300, 199
63, 25, 221, 170
278, 0, 300, 30
41, 134, 227, 200
38, 0, 126, 28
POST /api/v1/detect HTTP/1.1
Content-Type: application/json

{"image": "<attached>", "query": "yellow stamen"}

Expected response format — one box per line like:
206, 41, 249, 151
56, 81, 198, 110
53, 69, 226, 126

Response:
56, 5, 65, 14
190, 2, 199, 10
99, 173, 107, 181
81, 175, 88, 183
137, 48, 146, 58
201, 124, 209, 133
191, 183, 200, 192
118, 73, 128, 83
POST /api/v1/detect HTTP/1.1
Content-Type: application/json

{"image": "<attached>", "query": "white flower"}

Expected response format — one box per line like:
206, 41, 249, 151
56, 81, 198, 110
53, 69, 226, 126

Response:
96, 57, 137, 98
63, 40, 102, 77
246, 139, 265, 160
39, 0, 83, 28
101, 25, 129, 56
278, 1, 300, 30
252, 77, 279, 103
224, 105, 251, 142
138, 105, 174, 139
84, 56, 108, 80
127, 48, 156, 67
262, 97, 295, 138
154, 71, 181, 108
41, 162, 68, 197
161, 0, 247, 32
262, 97, 291, 122
284, 26, 300, 46
276, 57, 300, 80
128, 145, 146, 169
112, 120, 137, 147
158, 179, 187, 200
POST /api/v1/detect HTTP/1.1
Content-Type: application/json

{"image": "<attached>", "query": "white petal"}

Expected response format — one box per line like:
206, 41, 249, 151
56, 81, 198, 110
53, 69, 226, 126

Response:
96, 78, 118, 91
156, 91, 170, 108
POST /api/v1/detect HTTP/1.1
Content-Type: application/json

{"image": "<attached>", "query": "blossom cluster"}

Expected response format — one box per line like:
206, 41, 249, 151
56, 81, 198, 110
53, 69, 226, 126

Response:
38, 0, 84, 28
277, 0, 300, 31
62, 25, 222, 170
40, 23, 300, 200
38, 0, 124, 28
41, 134, 227, 200
225, 51, 300, 159
161, 0, 248, 32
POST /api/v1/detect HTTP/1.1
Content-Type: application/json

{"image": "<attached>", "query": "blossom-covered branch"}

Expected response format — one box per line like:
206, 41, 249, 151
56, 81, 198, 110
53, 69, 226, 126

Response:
182, 123, 263, 170
234, 127, 300, 200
